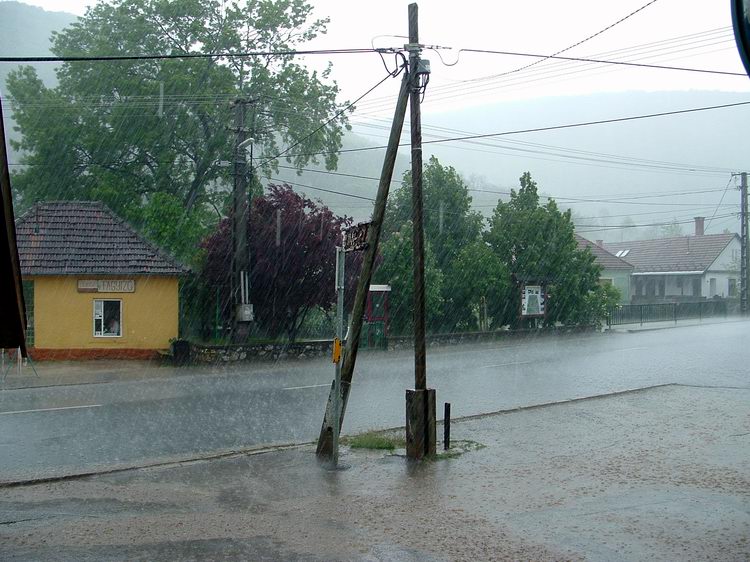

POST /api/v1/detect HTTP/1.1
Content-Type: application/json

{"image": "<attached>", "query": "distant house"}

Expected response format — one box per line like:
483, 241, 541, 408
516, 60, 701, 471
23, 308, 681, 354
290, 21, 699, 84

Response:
605, 218, 740, 303
575, 234, 634, 303
15, 201, 188, 359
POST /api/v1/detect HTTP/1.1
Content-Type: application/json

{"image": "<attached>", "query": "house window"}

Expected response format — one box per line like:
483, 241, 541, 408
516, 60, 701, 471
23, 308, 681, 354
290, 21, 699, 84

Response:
729, 278, 737, 297
94, 299, 122, 337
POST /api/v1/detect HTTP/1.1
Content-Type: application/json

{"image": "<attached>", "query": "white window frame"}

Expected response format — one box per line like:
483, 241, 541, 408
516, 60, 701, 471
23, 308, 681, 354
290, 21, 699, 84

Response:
93, 299, 123, 338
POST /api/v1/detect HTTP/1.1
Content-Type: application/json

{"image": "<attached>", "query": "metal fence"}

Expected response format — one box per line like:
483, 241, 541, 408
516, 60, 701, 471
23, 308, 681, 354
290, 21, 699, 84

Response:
607, 300, 729, 327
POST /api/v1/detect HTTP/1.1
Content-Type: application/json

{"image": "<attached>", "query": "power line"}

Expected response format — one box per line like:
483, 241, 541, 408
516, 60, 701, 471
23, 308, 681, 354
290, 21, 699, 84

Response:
278, 100, 750, 160
454, 0, 663, 84
255, 68, 401, 169
705, 175, 736, 231
356, 27, 736, 114
576, 212, 736, 232
0, 47, 383, 64
454, 47, 745, 77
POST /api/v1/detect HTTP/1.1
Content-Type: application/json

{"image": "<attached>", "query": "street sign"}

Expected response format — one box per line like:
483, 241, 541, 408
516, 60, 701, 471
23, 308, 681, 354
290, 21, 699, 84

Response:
343, 222, 371, 252
521, 284, 546, 317
332, 337, 342, 364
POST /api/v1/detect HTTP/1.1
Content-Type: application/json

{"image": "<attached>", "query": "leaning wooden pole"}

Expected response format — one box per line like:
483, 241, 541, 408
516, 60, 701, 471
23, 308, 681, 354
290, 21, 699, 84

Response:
316, 68, 410, 458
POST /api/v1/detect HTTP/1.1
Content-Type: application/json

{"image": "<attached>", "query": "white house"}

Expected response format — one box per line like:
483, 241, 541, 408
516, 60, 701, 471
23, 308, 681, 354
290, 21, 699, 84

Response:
606, 218, 740, 303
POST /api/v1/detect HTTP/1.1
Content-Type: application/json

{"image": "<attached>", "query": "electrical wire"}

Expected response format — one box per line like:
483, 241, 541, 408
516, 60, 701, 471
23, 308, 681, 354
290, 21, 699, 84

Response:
452, 0, 663, 83
455, 47, 745, 77
277, 100, 750, 161
0, 47, 384, 64
575, 212, 736, 232
254, 67, 403, 170
705, 175, 736, 232
357, 26, 737, 114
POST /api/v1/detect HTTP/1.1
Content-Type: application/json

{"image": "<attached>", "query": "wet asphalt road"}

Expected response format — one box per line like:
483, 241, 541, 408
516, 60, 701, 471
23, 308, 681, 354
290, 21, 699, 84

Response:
1, 320, 748, 483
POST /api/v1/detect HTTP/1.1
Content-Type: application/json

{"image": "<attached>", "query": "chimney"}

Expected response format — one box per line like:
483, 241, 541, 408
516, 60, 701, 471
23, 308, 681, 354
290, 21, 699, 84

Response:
694, 216, 705, 236
595, 239, 604, 247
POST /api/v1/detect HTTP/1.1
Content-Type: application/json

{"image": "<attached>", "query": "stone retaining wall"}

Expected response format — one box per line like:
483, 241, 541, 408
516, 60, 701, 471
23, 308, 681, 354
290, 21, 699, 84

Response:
190, 340, 334, 363
186, 325, 596, 364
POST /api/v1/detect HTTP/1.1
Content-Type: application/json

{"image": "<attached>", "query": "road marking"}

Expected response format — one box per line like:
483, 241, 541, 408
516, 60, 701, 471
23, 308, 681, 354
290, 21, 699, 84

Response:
283, 383, 330, 391
481, 361, 533, 369
614, 346, 649, 352
0, 404, 102, 416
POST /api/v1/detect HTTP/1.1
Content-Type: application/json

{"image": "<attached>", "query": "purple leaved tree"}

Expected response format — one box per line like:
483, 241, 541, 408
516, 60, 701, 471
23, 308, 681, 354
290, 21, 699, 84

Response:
201, 184, 365, 341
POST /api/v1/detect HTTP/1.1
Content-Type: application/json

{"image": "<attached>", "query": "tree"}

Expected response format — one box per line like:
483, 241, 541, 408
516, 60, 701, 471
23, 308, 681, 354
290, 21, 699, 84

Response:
442, 240, 512, 331
659, 219, 684, 238
7, 0, 348, 262
384, 156, 482, 271
486, 172, 603, 327
384, 156, 483, 331
200, 183, 353, 341
373, 223, 443, 335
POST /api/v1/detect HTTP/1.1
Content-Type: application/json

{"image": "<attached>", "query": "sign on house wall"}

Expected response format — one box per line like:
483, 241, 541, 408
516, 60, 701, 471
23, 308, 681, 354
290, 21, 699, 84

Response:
77, 279, 135, 293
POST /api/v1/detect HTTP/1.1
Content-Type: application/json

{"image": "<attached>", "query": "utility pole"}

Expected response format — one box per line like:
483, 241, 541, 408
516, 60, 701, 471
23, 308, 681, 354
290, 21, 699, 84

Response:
231, 99, 254, 341
316, 61, 411, 460
331, 244, 345, 466
741, 172, 748, 315
405, 2, 436, 460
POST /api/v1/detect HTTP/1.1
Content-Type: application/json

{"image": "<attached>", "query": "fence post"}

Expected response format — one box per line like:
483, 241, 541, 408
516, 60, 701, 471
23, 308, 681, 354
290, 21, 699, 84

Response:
673, 302, 677, 325
699, 301, 703, 321
640, 304, 644, 326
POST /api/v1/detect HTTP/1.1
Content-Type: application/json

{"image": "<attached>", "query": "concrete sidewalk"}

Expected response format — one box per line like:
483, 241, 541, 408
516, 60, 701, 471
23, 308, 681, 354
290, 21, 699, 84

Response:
0, 357, 181, 390
1, 384, 748, 561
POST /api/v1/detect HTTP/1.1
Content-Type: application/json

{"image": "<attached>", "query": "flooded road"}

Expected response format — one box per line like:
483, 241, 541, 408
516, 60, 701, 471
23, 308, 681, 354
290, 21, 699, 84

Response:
1, 320, 749, 482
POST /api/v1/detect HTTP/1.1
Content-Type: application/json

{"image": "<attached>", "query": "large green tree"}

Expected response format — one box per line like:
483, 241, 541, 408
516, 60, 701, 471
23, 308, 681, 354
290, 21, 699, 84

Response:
486, 172, 604, 327
373, 223, 444, 335
7, 0, 348, 261
443, 240, 512, 331
385, 156, 482, 271
383, 156, 484, 331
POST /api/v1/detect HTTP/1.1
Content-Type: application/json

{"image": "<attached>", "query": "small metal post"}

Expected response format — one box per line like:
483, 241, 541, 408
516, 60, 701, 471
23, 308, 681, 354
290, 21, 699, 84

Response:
640, 305, 643, 326
444, 402, 451, 450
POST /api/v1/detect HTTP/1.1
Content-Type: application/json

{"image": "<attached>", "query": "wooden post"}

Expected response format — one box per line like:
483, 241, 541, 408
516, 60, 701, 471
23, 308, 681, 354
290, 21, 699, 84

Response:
409, 3, 427, 393
405, 2, 436, 460
231, 99, 252, 341
316, 69, 411, 459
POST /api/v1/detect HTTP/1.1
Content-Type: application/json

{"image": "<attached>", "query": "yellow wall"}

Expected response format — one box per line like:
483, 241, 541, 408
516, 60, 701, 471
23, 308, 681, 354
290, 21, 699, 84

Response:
31, 276, 179, 350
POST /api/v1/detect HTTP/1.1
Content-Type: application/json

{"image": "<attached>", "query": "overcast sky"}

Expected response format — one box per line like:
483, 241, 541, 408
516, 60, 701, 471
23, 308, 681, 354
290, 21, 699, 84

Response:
7, 0, 750, 116
3, 0, 748, 235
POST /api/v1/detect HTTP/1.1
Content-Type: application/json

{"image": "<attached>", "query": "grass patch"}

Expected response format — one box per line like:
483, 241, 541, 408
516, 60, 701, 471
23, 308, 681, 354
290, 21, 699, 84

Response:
429, 440, 486, 461
343, 431, 406, 451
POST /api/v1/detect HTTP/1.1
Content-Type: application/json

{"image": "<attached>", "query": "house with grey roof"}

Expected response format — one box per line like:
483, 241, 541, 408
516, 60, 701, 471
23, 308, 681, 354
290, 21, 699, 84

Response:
575, 234, 634, 303
605, 218, 740, 303
15, 201, 187, 359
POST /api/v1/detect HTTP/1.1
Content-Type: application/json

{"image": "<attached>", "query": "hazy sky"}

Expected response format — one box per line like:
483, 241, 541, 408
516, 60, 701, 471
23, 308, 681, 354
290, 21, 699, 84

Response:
3, 0, 748, 236
7, 0, 750, 115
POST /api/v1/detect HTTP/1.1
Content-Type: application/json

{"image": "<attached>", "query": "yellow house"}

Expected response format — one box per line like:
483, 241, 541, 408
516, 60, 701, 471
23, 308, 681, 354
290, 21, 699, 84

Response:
16, 201, 187, 360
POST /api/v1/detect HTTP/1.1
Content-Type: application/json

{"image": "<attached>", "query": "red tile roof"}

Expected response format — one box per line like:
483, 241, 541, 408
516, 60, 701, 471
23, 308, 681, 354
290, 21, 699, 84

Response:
575, 234, 634, 271
16, 201, 188, 276
605, 234, 737, 273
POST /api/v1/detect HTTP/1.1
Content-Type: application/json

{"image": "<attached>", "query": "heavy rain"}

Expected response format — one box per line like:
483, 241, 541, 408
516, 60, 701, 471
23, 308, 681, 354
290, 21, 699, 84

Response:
1, 1, 749, 560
